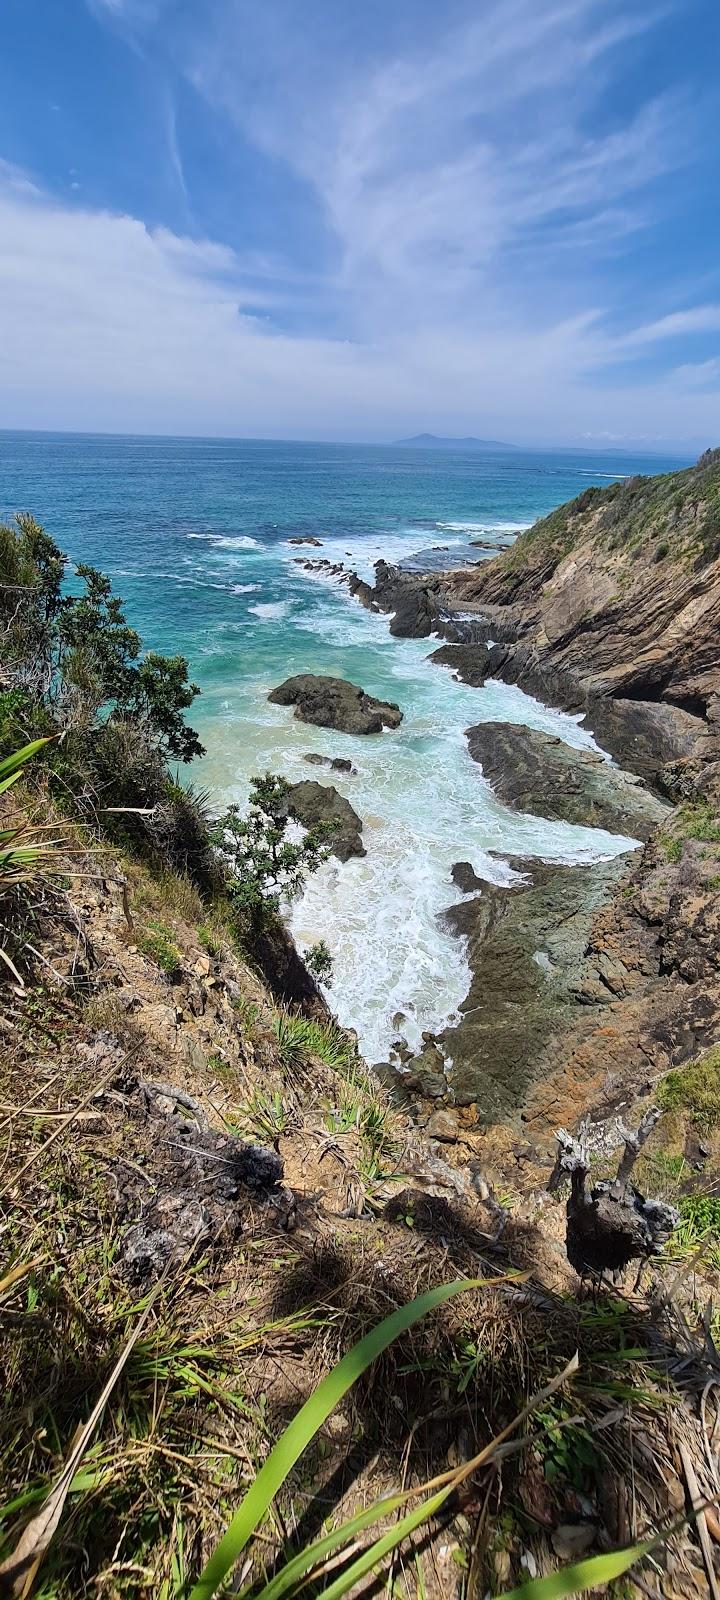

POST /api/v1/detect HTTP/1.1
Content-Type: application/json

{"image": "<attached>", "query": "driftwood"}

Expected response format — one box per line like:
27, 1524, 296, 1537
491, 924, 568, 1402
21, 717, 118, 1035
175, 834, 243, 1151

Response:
549, 1110, 680, 1282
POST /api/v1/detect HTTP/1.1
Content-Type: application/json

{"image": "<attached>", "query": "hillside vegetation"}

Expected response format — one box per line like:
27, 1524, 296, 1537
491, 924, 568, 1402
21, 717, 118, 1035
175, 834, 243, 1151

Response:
503, 446, 720, 579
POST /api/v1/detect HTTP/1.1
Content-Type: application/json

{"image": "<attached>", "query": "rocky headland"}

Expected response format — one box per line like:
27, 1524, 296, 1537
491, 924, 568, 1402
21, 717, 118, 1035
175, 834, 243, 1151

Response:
329, 450, 720, 1164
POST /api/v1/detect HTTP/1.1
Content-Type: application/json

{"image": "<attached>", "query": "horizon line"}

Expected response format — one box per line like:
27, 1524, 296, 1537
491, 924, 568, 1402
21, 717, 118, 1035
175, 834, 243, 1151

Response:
0, 426, 702, 460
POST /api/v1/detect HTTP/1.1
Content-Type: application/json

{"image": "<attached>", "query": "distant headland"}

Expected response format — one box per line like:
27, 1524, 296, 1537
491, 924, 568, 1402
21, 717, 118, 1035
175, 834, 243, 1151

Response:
393, 432, 518, 451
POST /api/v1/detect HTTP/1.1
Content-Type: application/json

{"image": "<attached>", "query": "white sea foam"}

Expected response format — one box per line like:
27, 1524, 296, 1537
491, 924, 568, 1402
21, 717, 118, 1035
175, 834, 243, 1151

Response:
285, 527, 466, 583
199, 541, 638, 1065
232, 583, 260, 594
436, 519, 532, 534
248, 600, 290, 620
187, 532, 260, 550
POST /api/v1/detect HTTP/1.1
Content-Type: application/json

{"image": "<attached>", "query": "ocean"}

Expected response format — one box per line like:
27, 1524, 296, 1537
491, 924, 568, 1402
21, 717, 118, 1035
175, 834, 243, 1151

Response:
0, 432, 689, 1064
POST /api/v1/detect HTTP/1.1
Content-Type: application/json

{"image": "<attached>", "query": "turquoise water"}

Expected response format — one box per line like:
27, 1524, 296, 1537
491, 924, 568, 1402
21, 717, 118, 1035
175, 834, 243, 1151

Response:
0, 432, 688, 1065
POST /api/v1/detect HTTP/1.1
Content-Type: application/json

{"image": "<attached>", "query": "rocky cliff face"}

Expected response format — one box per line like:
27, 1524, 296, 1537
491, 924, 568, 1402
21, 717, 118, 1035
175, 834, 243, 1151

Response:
345, 453, 720, 1158
445, 449, 720, 790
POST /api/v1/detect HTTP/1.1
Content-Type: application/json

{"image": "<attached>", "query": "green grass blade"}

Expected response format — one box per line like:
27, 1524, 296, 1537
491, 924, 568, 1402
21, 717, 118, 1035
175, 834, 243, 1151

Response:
297, 1483, 458, 1600
319, 1531, 655, 1600
255, 1491, 415, 1600
0, 737, 53, 789
186, 1277, 480, 1600
0, 770, 23, 798
493, 1541, 654, 1599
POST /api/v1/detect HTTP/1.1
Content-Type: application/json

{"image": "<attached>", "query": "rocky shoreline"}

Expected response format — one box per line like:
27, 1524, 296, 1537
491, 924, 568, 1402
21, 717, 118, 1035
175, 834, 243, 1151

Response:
297, 452, 720, 1167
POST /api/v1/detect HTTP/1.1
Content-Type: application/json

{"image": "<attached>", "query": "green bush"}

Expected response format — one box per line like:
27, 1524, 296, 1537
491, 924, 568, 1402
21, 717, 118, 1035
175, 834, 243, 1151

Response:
679, 1192, 720, 1233
304, 938, 334, 983
0, 515, 203, 763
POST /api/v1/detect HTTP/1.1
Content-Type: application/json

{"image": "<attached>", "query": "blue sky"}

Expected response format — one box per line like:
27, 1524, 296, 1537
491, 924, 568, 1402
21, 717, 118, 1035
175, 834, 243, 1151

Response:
0, 0, 718, 446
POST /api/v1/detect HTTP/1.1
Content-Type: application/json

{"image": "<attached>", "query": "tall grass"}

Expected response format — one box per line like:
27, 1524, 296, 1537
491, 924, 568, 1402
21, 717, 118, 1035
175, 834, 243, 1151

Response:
272, 1010, 355, 1071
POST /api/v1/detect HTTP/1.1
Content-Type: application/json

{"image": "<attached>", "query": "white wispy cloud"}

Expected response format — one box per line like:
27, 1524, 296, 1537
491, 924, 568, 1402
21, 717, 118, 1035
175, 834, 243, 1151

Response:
178, 0, 686, 330
673, 357, 720, 389
625, 306, 720, 345
6, 0, 718, 441
0, 162, 717, 443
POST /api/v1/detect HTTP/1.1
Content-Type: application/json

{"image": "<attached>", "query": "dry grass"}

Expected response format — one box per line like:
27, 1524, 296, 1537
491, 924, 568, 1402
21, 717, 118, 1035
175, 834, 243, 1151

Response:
1, 835, 720, 1598
3, 1016, 720, 1600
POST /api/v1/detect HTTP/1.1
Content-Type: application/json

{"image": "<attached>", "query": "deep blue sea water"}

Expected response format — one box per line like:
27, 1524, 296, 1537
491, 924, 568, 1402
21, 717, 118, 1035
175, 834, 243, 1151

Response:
0, 432, 690, 1064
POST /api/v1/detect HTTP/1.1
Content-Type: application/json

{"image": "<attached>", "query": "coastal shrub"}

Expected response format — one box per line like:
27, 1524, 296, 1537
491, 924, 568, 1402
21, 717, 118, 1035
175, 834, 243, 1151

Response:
0, 513, 204, 824
656, 1047, 720, 1131
695, 503, 720, 567
212, 772, 331, 917
304, 937, 334, 983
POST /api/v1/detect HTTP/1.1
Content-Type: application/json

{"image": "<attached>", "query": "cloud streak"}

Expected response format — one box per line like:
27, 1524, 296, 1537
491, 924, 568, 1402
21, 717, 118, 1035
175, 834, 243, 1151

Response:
1, 0, 717, 443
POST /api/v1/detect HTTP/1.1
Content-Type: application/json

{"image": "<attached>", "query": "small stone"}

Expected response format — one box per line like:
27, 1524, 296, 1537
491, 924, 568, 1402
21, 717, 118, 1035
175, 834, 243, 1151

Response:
427, 1109, 459, 1142
551, 1523, 596, 1561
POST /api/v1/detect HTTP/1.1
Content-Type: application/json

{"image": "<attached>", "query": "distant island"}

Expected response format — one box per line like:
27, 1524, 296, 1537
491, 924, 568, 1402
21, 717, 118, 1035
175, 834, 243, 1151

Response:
393, 432, 518, 451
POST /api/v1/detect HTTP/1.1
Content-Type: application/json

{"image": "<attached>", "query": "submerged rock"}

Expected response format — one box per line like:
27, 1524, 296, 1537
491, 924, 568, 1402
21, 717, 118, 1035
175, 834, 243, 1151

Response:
269, 673, 403, 734
288, 536, 323, 546
303, 752, 357, 774
466, 722, 669, 840
286, 779, 365, 862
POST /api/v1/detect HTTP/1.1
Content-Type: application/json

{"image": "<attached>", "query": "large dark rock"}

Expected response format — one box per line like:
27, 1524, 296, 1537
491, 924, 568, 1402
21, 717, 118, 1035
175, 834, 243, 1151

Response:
372, 561, 441, 637
286, 779, 365, 862
414, 854, 632, 1122
466, 722, 669, 840
430, 642, 491, 687
269, 674, 402, 735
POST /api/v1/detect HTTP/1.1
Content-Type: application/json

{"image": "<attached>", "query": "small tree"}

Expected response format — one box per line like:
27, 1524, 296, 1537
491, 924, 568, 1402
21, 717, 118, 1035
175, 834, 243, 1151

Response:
212, 773, 331, 917
304, 939, 334, 984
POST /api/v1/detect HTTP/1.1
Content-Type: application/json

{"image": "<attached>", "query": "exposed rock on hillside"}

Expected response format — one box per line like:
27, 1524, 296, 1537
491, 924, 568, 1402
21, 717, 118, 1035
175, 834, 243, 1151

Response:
269, 673, 403, 734
286, 778, 365, 861
444, 451, 720, 788
524, 799, 720, 1138
467, 722, 669, 840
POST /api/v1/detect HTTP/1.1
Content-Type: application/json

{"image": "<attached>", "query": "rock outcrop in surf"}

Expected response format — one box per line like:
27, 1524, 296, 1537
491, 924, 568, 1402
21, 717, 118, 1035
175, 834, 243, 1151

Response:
467, 722, 669, 840
269, 673, 403, 734
285, 779, 365, 862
